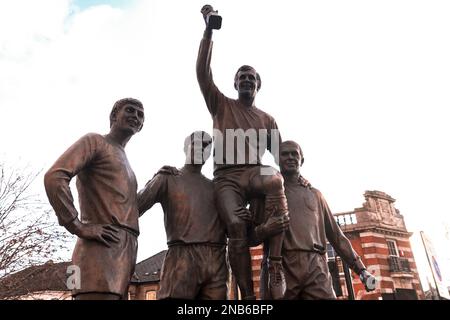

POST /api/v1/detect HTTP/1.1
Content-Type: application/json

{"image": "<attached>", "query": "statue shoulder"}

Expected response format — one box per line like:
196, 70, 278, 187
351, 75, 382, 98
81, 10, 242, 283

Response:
72, 132, 105, 150
81, 132, 104, 141
156, 165, 180, 176
309, 187, 323, 199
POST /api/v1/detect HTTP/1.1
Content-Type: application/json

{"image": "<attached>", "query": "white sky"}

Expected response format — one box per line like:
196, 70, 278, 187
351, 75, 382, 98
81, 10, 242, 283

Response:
1, 0, 449, 292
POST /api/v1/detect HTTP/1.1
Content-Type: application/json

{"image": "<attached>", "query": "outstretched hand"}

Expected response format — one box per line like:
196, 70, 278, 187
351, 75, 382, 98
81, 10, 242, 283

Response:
201, 4, 221, 30
201, 4, 214, 24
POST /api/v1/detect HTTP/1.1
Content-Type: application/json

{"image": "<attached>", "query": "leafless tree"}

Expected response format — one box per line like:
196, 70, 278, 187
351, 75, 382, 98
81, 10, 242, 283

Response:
0, 162, 70, 280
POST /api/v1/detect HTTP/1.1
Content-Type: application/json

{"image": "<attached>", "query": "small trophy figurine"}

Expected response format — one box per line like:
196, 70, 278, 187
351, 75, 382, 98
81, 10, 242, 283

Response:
201, 4, 222, 30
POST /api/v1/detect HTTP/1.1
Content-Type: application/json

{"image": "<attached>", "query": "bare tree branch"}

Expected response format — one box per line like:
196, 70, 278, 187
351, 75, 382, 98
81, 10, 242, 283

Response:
0, 161, 71, 282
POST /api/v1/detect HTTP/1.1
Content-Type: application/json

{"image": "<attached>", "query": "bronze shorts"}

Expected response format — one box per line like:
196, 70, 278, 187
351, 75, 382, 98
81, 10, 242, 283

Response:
213, 165, 277, 224
261, 250, 336, 300
71, 227, 138, 298
157, 244, 228, 300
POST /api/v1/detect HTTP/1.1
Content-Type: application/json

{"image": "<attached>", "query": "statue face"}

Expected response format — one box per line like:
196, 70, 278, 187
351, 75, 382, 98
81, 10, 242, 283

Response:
235, 69, 258, 99
112, 103, 145, 135
186, 136, 212, 165
280, 145, 302, 175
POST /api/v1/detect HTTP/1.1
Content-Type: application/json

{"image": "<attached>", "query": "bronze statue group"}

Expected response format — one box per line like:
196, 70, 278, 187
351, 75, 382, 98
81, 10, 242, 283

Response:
44, 5, 375, 300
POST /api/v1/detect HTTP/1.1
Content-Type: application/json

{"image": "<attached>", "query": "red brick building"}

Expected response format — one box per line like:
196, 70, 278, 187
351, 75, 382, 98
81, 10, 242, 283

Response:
332, 190, 424, 300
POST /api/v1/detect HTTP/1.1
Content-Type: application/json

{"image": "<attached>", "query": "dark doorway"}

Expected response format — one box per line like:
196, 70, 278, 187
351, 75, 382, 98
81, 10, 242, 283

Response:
394, 288, 418, 300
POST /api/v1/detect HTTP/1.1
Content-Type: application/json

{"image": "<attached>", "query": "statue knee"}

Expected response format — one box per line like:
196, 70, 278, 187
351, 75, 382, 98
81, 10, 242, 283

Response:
264, 172, 284, 193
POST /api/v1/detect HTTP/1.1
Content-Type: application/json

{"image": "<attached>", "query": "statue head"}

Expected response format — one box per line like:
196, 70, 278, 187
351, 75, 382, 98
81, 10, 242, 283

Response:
184, 131, 213, 165
279, 140, 304, 175
234, 65, 261, 100
109, 98, 144, 132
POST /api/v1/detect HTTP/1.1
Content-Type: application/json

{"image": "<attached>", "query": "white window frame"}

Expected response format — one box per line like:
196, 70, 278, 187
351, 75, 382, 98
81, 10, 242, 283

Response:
387, 239, 399, 257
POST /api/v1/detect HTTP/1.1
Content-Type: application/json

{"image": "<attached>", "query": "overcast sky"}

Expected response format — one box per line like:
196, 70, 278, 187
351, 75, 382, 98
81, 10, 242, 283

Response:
1, 0, 449, 291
